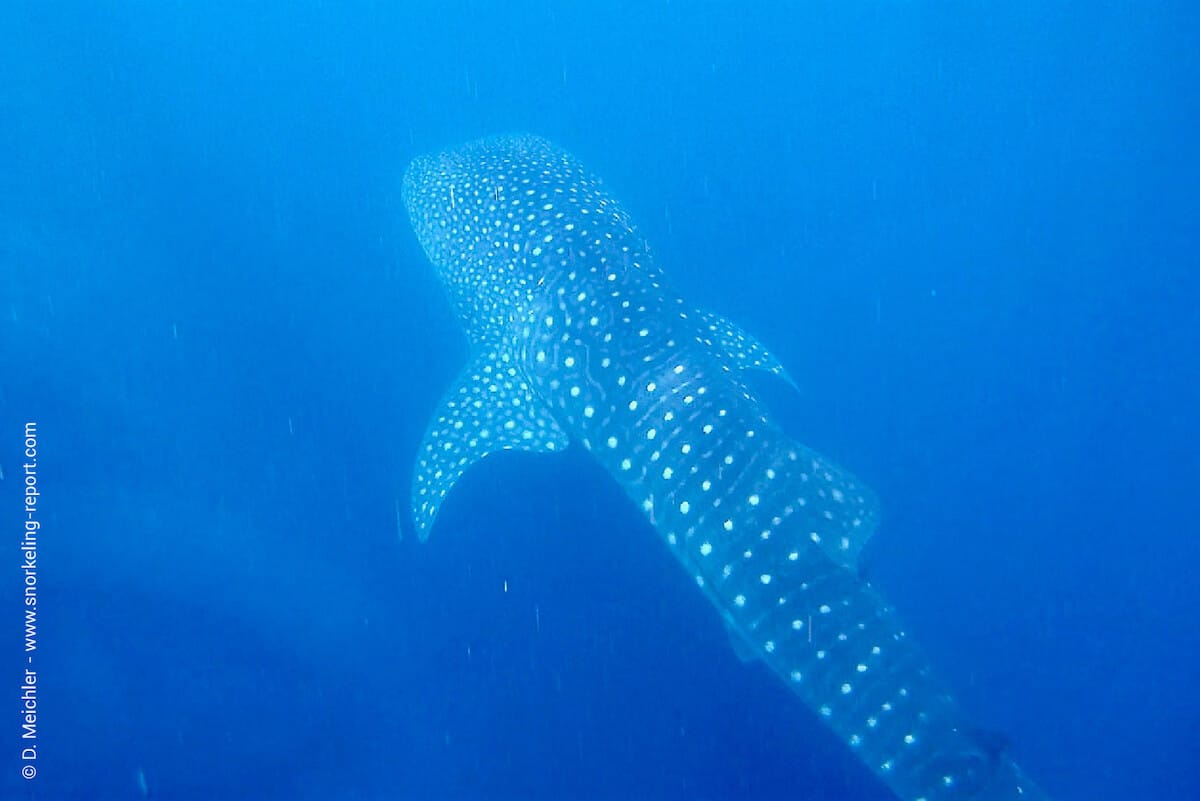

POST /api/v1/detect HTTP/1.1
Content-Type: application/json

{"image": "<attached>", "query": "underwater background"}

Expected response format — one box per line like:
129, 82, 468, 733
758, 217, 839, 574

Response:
2, 2, 1197, 800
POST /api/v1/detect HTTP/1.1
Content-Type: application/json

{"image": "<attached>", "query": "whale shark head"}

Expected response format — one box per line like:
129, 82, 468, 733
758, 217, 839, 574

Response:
403, 134, 656, 344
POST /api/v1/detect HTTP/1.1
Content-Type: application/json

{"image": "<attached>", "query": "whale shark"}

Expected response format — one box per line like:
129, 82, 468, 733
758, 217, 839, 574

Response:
401, 134, 1052, 801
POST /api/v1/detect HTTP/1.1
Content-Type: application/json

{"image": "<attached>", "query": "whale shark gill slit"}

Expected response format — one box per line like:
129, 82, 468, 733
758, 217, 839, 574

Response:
400, 134, 1052, 801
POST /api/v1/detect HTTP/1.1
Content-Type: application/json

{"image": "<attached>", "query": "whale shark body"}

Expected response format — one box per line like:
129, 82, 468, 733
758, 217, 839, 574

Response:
402, 134, 1051, 801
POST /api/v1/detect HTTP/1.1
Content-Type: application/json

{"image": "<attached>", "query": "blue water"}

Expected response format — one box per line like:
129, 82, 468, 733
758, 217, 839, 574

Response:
2, 3, 1197, 800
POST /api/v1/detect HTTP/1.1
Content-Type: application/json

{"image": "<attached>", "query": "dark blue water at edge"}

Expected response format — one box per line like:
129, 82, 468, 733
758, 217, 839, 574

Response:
2, 3, 1197, 800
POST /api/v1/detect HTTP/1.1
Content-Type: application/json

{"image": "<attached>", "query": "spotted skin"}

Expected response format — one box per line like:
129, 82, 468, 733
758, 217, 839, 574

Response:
402, 135, 1051, 801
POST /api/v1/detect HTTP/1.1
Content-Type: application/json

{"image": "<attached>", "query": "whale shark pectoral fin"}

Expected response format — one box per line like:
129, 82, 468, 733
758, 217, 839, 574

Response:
410, 348, 569, 542
694, 308, 798, 390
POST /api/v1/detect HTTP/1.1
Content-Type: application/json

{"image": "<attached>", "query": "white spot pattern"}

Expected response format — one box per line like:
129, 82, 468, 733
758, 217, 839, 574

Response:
403, 135, 1033, 801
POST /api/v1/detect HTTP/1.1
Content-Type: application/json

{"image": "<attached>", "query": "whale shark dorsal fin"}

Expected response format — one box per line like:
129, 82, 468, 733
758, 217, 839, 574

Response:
693, 308, 797, 389
410, 347, 568, 541
790, 443, 880, 570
